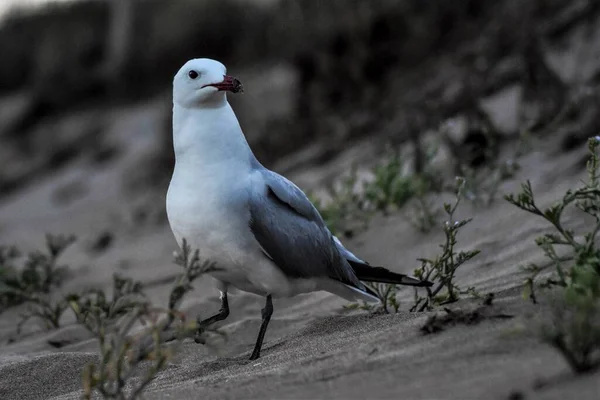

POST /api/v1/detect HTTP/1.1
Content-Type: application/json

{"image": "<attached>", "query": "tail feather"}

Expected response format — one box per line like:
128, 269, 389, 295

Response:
318, 279, 380, 303
332, 235, 432, 288
349, 260, 432, 287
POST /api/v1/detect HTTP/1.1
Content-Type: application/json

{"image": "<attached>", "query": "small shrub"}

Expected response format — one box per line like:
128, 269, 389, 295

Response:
411, 177, 481, 311
0, 234, 74, 297
366, 141, 446, 233
366, 144, 445, 233
505, 137, 600, 301
0, 245, 22, 311
71, 239, 219, 399
78, 306, 171, 400
542, 283, 600, 373
346, 177, 480, 314
130, 238, 221, 358
344, 281, 401, 314
505, 136, 600, 373
164, 238, 219, 338
312, 145, 443, 237
364, 151, 418, 214
69, 274, 147, 332
69, 275, 155, 399
0, 234, 75, 331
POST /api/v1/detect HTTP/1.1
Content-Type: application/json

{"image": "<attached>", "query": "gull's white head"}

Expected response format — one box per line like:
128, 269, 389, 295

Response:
173, 58, 243, 108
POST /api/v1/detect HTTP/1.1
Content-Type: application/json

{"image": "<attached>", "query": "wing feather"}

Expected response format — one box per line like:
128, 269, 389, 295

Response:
248, 170, 363, 289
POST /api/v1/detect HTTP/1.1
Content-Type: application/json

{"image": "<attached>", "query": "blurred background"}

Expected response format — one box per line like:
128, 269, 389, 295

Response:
0, 0, 599, 255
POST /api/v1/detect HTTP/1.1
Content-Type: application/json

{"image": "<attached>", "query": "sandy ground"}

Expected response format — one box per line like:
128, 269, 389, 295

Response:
1, 107, 599, 400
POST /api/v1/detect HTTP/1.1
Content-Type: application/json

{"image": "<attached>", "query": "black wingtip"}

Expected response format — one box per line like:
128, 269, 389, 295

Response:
397, 275, 434, 287
349, 261, 433, 287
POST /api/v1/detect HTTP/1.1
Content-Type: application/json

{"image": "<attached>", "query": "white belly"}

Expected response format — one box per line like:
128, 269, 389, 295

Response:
166, 164, 312, 298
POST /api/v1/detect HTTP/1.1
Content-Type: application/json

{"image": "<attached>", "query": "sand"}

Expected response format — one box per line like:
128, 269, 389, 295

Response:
1, 118, 599, 400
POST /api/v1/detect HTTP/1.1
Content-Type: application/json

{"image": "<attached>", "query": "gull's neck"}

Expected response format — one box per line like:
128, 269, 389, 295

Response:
172, 98, 256, 171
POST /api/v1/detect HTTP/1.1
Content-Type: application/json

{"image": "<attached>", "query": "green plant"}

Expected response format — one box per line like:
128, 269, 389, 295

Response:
368, 142, 443, 233
364, 151, 417, 214
69, 275, 159, 399
0, 234, 75, 331
345, 178, 480, 314
163, 238, 219, 339
71, 239, 219, 399
78, 305, 171, 400
132, 238, 221, 358
15, 296, 71, 334
367, 282, 401, 313
0, 234, 73, 297
0, 245, 22, 311
542, 283, 600, 373
69, 274, 147, 332
344, 281, 401, 314
312, 145, 444, 237
505, 136, 600, 372
411, 177, 481, 311
505, 137, 600, 302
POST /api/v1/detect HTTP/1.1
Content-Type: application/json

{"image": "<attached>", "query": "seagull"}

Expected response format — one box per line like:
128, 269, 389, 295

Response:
166, 58, 432, 360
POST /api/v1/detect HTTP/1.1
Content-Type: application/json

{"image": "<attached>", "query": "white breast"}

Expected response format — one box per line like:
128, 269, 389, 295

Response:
167, 101, 307, 298
167, 158, 250, 260
167, 162, 311, 298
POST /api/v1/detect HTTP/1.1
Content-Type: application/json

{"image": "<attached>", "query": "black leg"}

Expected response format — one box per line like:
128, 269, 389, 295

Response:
194, 292, 230, 343
249, 295, 273, 360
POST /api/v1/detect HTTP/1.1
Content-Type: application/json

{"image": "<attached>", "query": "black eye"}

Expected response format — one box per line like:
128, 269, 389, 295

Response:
188, 70, 199, 79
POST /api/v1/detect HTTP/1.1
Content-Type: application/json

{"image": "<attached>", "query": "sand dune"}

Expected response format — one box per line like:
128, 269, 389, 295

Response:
1, 136, 599, 399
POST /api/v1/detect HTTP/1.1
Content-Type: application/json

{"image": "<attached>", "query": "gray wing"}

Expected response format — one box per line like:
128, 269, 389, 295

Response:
248, 169, 364, 289
332, 235, 368, 265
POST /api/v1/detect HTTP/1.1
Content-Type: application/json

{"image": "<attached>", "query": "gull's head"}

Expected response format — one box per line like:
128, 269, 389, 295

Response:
173, 58, 243, 108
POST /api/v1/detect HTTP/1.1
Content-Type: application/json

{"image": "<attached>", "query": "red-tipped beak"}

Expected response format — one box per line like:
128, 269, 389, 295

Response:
202, 75, 244, 93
